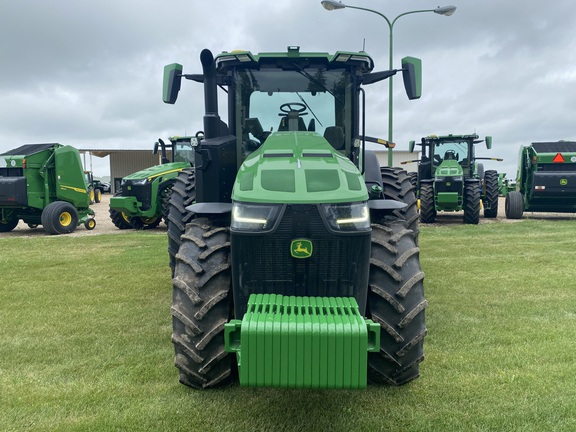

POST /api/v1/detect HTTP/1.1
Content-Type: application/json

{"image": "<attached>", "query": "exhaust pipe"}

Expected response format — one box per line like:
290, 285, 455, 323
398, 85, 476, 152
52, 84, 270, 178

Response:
200, 49, 221, 139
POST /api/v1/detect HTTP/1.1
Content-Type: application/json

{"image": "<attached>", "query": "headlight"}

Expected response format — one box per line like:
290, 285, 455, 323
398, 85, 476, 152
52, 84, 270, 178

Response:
131, 178, 149, 185
231, 203, 282, 232
322, 202, 370, 231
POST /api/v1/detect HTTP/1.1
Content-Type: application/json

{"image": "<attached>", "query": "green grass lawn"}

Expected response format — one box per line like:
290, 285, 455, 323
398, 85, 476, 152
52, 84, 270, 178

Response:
1, 221, 576, 431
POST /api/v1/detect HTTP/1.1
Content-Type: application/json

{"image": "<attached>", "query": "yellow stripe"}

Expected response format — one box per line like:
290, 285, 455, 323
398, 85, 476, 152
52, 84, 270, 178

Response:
147, 168, 184, 182
60, 185, 87, 194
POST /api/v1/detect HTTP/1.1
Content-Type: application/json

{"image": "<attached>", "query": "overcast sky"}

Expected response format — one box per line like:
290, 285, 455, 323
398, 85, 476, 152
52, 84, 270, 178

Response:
2, 0, 575, 177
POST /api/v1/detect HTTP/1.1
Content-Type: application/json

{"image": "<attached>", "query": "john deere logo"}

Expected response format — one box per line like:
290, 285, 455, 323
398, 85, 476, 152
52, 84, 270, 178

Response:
560, 179, 568, 186
291, 239, 313, 259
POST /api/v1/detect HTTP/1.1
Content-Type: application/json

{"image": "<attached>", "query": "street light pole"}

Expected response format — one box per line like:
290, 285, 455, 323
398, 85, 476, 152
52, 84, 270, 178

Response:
321, 1, 456, 166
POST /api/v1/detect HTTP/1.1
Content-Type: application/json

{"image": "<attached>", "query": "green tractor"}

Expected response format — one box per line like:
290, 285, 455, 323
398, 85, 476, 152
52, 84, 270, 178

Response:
406, 134, 502, 224
163, 47, 426, 389
0, 143, 95, 234
108, 136, 195, 229
506, 141, 576, 218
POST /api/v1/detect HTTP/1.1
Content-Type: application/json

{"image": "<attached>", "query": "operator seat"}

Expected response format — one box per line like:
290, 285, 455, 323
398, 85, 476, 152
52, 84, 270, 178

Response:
323, 126, 345, 151
278, 111, 307, 131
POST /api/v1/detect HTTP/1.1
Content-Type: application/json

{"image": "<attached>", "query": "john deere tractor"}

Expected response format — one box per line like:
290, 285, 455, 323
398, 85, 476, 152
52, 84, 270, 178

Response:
506, 141, 576, 218
406, 134, 501, 224
163, 47, 426, 390
109, 136, 194, 229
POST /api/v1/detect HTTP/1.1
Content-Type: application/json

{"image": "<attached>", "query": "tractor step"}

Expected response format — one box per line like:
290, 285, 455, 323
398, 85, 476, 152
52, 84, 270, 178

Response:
224, 293, 380, 389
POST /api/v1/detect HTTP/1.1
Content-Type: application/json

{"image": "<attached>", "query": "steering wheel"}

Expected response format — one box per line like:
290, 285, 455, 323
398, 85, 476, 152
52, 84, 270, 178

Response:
279, 102, 307, 115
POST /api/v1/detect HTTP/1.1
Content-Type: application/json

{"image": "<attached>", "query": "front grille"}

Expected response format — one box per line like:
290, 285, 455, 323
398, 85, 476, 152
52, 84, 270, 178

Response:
124, 181, 152, 210
435, 178, 463, 193
231, 204, 371, 318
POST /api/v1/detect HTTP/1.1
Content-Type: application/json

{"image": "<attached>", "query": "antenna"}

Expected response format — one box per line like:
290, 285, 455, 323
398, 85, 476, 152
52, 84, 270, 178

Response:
362, 38, 366, 52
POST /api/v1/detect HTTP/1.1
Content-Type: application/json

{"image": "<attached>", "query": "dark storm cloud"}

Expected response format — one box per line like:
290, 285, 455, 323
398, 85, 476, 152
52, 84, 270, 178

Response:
1, 0, 576, 177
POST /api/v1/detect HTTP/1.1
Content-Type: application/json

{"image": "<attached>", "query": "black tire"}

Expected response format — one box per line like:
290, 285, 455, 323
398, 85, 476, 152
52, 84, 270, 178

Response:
94, 188, 102, 204
483, 170, 499, 218
171, 218, 235, 389
130, 216, 161, 230
505, 191, 524, 219
167, 168, 196, 273
41, 201, 79, 234
0, 217, 18, 232
419, 183, 436, 223
380, 167, 419, 242
161, 184, 174, 226
463, 182, 481, 224
367, 221, 427, 385
408, 172, 418, 190
84, 218, 96, 230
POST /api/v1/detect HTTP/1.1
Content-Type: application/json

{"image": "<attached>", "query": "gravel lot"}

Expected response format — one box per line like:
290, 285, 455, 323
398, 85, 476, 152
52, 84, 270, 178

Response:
3, 195, 575, 238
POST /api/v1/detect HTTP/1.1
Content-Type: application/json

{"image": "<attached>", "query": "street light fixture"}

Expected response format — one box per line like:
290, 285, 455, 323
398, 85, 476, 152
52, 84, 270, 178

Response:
321, 1, 457, 166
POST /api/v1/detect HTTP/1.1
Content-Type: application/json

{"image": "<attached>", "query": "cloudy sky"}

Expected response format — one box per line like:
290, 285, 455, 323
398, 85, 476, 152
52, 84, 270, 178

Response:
2, 0, 575, 177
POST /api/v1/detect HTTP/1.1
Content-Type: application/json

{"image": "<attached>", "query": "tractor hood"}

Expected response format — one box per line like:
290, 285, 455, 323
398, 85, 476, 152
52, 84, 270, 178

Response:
122, 161, 190, 183
233, 132, 368, 204
435, 160, 463, 179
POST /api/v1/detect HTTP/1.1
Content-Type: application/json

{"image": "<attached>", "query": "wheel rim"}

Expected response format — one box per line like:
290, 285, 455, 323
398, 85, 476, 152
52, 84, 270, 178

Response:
121, 213, 131, 224
60, 212, 73, 227
87, 219, 95, 229
142, 217, 159, 225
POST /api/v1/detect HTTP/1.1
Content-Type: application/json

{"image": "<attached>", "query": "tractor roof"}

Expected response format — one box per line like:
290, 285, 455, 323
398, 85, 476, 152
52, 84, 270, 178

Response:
531, 141, 576, 154
418, 134, 483, 145
214, 46, 375, 74
1, 143, 59, 156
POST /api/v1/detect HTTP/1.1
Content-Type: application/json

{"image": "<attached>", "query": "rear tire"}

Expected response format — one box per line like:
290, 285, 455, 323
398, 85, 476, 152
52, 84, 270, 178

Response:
94, 188, 102, 204
171, 218, 235, 389
419, 183, 436, 223
463, 182, 480, 224
167, 168, 196, 274
505, 191, 524, 219
367, 220, 427, 385
483, 170, 499, 218
41, 201, 78, 234
380, 167, 419, 242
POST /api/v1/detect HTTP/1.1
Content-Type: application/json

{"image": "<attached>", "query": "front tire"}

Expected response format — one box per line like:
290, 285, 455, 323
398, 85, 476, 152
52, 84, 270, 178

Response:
463, 182, 481, 224
41, 201, 79, 234
380, 167, 419, 242
0, 217, 19, 232
483, 170, 499, 218
367, 220, 427, 385
419, 183, 436, 223
167, 168, 196, 274
171, 218, 235, 389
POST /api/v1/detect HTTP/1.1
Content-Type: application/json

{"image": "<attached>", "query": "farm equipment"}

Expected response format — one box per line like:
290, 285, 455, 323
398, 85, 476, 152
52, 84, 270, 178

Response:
163, 46, 426, 389
84, 171, 101, 204
406, 134, 501, 224
0, 143, 95, 234
506, 141, 576, 218
108, 136, 194, 229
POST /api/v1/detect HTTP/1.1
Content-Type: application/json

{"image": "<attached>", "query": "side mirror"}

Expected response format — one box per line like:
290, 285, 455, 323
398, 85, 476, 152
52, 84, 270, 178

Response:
485, 136, 493, 149
401, 56, 422, 100
163, 63, 183, 104
409, 140, 415, 153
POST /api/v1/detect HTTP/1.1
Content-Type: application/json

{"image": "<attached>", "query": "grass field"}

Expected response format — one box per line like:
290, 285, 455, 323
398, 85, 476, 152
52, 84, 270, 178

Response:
1, 220, 576, 431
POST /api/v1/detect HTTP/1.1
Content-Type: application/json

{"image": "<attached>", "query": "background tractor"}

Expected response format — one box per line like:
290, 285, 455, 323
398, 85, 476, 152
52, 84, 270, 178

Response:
405, 134, 501, 224
506, 141, 576, 218
108, 136, 195, 229
0, 143, 95, 234
163, 46, 426, 389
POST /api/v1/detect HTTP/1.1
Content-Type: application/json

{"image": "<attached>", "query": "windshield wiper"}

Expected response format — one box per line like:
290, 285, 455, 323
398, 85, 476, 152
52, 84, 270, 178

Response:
291, 62, 343, 105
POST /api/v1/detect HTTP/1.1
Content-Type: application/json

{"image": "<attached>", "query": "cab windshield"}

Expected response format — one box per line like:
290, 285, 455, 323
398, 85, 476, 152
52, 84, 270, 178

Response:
234, 67, 353, 152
